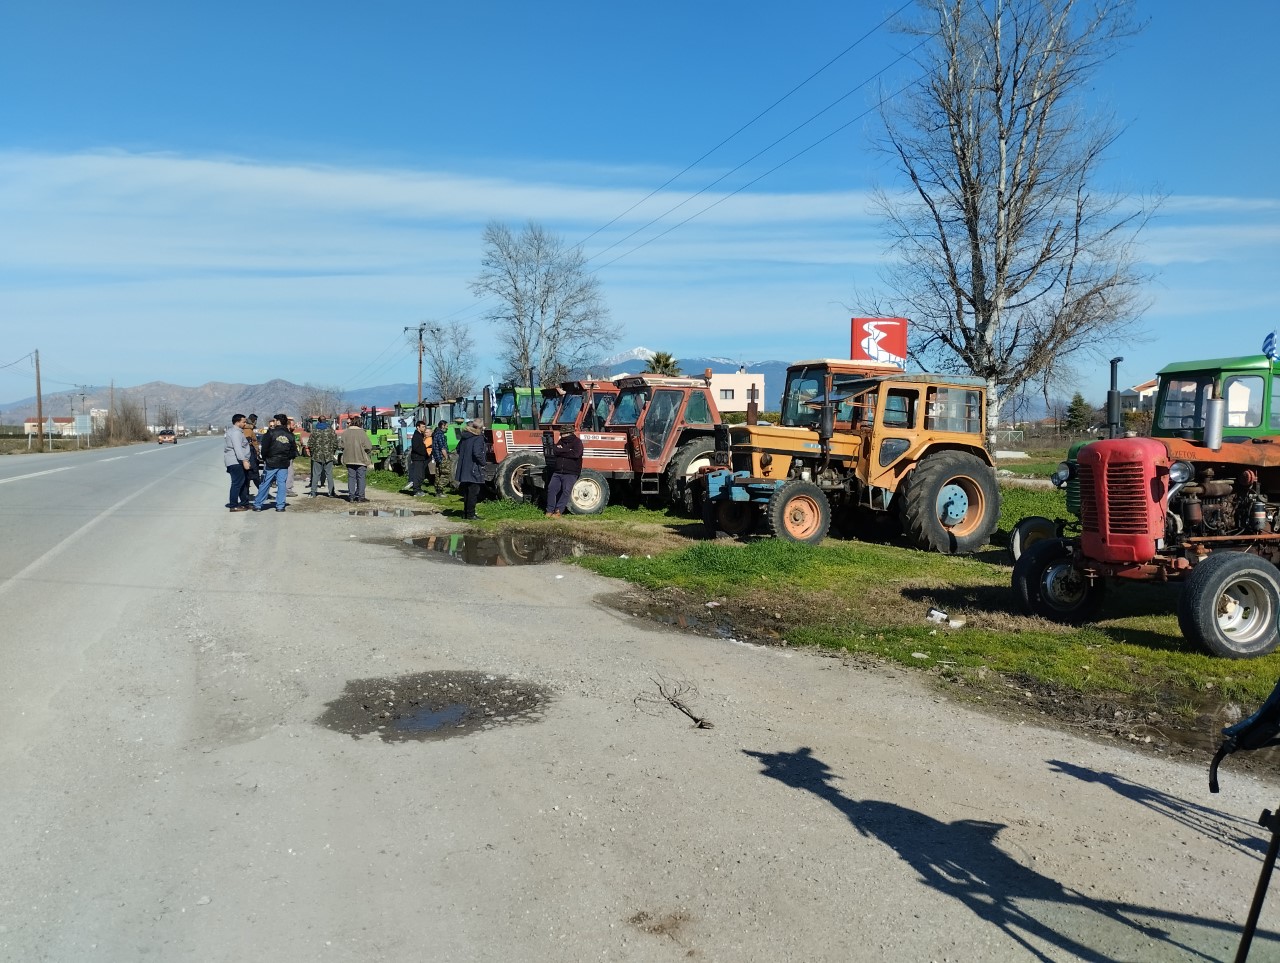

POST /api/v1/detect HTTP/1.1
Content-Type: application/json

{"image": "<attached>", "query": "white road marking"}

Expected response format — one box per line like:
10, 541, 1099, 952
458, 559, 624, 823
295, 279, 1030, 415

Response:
0, 466, 74, 484
0, 459, 191, 598
100, 456, 126, 462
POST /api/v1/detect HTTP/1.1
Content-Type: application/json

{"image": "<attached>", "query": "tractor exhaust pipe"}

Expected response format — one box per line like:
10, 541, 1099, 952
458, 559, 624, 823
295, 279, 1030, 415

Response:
1204, 397, 1225, 451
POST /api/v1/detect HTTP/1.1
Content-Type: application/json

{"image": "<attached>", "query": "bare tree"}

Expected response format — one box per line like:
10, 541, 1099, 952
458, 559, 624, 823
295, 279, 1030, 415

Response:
869, 0, 1153, 442
155, 403, 178, 429
299, 384, 345, 422
423, 324, 477, 400
470, 221, 619, 386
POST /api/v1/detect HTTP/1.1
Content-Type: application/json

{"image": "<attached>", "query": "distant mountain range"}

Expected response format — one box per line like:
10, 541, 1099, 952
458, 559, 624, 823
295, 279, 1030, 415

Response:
0, 350, 798, 427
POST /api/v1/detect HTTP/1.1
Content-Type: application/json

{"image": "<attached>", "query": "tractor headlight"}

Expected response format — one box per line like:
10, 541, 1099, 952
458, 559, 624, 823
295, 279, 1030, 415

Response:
759, 452, 773, 469
1168, 460, 1194, 484
1051, 461, 1075, 488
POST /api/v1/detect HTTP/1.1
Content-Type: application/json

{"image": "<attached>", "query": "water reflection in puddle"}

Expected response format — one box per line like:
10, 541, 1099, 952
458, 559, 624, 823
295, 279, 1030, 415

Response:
404, 532, 588, 566
349, 508, 429, 517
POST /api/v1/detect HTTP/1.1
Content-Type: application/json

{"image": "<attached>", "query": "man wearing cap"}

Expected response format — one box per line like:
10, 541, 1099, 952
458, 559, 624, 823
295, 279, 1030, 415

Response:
431, 420, 450, 494
453, 419, 487, 520
545, 425, 583, 518
341, 415, 374, 502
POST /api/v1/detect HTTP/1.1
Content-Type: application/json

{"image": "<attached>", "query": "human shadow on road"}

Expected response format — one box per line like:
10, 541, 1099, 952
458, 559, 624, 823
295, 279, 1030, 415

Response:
1048, 759, 1267, 860
743, 746, 1275, 962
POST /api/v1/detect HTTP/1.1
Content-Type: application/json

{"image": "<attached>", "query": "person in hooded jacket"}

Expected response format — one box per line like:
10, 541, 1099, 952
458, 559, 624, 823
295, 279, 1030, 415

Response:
453, 419, 487, 520
253, 413, 298, 512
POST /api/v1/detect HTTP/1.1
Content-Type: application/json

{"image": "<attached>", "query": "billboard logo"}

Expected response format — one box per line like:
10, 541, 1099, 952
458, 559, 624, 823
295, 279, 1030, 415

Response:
850, 317, 908, 367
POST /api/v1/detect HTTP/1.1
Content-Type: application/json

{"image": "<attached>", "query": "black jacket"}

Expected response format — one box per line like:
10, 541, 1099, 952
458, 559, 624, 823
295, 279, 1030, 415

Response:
552, 433, 583, 477
411, 428, 429, 460
260, 425, 298, 470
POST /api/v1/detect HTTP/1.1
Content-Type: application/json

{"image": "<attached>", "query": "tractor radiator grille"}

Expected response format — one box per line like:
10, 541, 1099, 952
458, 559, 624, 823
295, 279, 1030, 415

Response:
1080, 462, 1150, 535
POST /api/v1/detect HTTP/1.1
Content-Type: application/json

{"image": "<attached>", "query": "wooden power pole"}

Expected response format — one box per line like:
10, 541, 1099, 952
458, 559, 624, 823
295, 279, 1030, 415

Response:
34, 349, 45, 451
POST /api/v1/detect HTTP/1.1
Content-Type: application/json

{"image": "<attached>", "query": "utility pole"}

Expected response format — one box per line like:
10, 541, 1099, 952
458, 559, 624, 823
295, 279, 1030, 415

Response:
405, 323, 427, 403
34, 349, 45, 452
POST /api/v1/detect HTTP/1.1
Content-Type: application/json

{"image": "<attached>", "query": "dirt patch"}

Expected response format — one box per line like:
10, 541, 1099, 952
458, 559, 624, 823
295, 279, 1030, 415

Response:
316, 670, 552, 743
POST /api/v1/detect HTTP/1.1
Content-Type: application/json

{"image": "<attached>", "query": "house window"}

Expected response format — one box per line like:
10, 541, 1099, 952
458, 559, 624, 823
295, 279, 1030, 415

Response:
719, 389, 735, 401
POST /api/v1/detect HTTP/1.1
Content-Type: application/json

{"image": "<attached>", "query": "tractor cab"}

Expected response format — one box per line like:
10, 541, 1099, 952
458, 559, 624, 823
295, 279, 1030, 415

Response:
493, 385, 536, 429
1152, 355, 1278, 443
555, 379, 618, 432
606, 373, 719, 500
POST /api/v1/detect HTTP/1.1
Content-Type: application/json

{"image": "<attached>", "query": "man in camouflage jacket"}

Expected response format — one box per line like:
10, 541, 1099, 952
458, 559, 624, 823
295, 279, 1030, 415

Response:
308, 416, 339, 497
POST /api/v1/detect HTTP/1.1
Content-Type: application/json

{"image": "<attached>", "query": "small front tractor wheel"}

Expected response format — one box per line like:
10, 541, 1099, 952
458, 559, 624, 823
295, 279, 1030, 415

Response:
1011, 537, 1104, 623
716, 500, 759, 538
765, 481, 831, 545
665, 437, 717, 515
901, 451, 1000, 554
1009, 515, 1059, 564
495, 453, 545, 502
1177, 552, 1280, 659
566, 468, 609, 515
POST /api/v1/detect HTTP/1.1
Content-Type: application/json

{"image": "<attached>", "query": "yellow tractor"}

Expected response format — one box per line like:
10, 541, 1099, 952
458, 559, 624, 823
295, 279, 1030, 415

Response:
701, 359, 1000, 553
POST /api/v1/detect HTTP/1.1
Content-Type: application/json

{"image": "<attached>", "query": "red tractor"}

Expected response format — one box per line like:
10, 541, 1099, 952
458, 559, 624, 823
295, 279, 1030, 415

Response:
1013, 357, 1280, 657
489, 379, 622, 511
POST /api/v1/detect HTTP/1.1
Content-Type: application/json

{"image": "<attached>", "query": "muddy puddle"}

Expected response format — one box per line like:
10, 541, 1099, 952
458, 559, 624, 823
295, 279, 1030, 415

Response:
349, 508, 430, 517
401, 532, 589, 567
316, 670, 552, 743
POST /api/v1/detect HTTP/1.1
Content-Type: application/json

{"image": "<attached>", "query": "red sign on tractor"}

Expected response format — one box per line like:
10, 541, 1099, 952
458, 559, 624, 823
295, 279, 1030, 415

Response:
850, 317, 908, 367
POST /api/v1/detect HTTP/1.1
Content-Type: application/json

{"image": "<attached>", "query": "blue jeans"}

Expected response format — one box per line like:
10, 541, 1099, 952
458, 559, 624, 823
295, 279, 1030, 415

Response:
226, 463, 249, 508
254, 468, 288, 510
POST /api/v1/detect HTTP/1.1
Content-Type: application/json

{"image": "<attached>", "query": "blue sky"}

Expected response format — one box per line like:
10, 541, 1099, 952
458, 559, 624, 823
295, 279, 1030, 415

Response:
1, 0, 1277, 408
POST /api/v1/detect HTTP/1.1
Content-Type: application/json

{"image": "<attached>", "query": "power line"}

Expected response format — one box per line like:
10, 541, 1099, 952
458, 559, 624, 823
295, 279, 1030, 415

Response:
576, 0, 915, 250
0, 352, 34, 372
592, 77, 921, 273
584, 36, 930, 268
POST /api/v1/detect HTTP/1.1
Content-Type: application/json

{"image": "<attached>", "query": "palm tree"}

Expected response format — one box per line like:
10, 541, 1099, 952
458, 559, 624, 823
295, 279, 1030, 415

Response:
643, 351, 682, 376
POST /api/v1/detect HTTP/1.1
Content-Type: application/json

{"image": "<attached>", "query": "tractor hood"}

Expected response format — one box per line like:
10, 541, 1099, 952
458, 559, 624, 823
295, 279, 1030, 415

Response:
729, 423, 820, 450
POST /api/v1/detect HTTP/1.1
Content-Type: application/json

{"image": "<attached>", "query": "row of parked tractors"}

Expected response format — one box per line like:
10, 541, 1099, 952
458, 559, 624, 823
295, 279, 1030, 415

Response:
338, 350, 1280, 661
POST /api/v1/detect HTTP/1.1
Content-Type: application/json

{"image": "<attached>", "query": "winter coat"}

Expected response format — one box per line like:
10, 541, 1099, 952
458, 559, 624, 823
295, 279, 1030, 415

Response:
308, 422, 338, 464
340, 425, 373, 467
410, 428, 429, 461
260, 425, 299, 470
223, 424, 250, 467
453, 429, 487, 484
552, 433, 583, 477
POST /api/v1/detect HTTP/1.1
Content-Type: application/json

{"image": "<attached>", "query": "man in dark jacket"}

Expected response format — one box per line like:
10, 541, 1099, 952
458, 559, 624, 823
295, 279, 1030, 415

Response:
453, 419, 487, 520
253, 413, 299, 512
545, 426, 583, 517
407, 421, 430, 496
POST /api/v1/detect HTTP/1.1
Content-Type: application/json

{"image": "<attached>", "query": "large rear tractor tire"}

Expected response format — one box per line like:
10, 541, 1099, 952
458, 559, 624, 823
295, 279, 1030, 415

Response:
566, 468, 609, 516
496, 452, 545, 503
665, 437, 717, 516
900, 452, 1000, 554
764, 481, 830, 545
1011, 537, 1104, 623
715, 500, 759, 538
1008, 515, 1058, 564
1177, 552, 1280, 658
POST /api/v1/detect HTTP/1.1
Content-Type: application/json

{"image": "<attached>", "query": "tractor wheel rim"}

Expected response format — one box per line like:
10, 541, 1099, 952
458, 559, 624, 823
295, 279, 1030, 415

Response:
1042, 562, 1087, 610
1217, 578, 1274, 644
937, 478, 982, 535
784, 495, 822, 539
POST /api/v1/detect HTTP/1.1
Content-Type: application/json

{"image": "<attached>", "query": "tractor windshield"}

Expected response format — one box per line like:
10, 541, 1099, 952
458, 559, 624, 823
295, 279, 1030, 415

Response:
583, 393, 615, 431
556, 394, 583, 425
610, 388, 649, 426
534, 395, 557, 425
1156, 375, 1215, 432
780, 367, 824, 427
495, 391, 517, 419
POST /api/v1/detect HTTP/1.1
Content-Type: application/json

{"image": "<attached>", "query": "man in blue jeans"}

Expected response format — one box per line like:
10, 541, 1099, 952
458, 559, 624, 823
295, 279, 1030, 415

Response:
253, 414, 298, 512
223, 413, 253, 511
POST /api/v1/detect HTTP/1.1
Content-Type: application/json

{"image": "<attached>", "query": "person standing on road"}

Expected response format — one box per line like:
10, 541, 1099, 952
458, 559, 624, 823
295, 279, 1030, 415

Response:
308, 415, 338, 497
253, 414, 298, 512
341, 416, 373, 502
453, 419, 487, 520
223, 414, 253, 512
431, 420, 450, 495
545, 425, 583, 518
242, 414, 262, 500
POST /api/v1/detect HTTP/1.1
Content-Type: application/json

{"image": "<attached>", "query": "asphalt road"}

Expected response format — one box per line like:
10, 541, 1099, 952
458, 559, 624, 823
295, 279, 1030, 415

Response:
3, 439, 1280, 962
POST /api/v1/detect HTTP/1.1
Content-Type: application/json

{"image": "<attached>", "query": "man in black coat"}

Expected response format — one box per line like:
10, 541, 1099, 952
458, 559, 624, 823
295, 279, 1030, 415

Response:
252, 413, 299, 512
545, 426, 583, 518
407, 420, 430, 496
453, 419, 487, 520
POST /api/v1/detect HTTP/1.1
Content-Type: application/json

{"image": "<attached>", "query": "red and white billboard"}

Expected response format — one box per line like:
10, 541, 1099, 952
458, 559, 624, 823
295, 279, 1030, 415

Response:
850, 317, 908, 367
